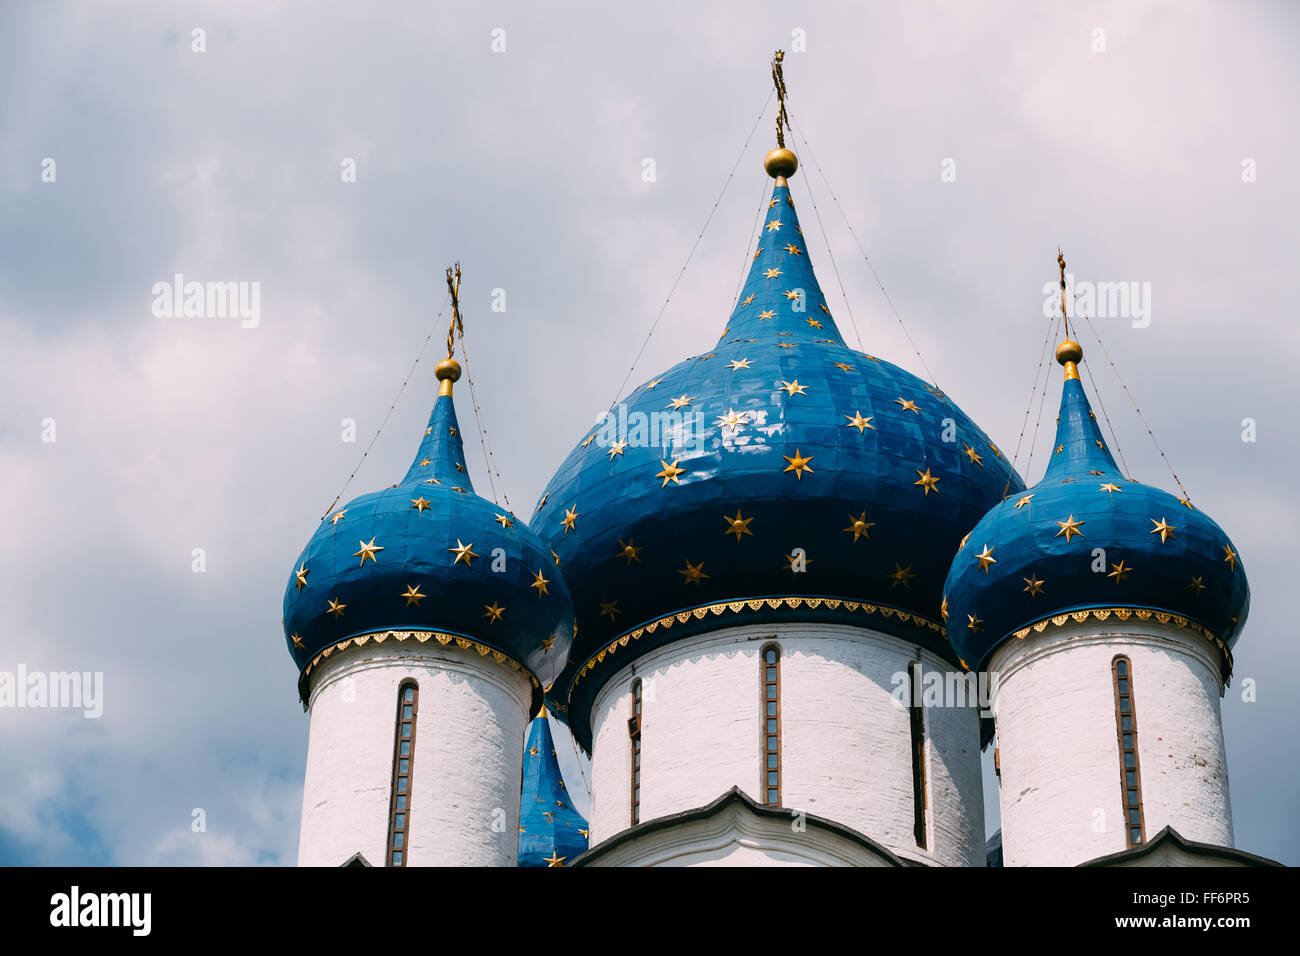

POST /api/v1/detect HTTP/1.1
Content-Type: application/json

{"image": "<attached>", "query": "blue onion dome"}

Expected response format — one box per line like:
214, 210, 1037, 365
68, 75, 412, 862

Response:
282, 358, 574, 709
518, 706, 589, 867
943, 340, 1249, 676
532, 153, 1025, 748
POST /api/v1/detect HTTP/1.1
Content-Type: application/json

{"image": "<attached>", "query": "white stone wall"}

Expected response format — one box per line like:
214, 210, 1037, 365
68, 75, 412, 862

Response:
990, 619, 1232, 867
586, 622, 985, 867
297, 639, 533, 867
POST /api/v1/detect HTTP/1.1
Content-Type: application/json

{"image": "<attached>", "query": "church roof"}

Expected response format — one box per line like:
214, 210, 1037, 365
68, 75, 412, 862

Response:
518, 709, 589, 867
282, 359, 574, 707
533, 169, 1022, 749
943, 343, 1249, 674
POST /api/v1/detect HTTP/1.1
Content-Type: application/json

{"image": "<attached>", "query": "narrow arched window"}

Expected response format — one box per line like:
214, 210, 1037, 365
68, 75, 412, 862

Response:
761, 644, 781, 806
1112, 656, 1146, 847
908, 660, 928, 848
386, 681, 418, 866
629, 678, 643, 826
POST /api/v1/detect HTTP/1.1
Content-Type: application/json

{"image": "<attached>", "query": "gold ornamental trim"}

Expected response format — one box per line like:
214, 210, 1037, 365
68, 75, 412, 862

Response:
304, 629, 540, 690
1009, 606, 1232, 674
568, 595, 944, 699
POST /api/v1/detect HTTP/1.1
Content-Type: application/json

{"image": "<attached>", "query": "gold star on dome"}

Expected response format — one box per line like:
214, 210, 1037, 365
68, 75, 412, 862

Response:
536, 493, 549, 511
483, 602, 505, 623
959, 533, 969, 550
327, 598, 346, 620
753, 248, 762, 260
561, 506, 580, 534
845, 411, 875, 434
1107, 559, 1132, 584
784, 243, 801, 256
291, 632, 304, 649
419, 458, 432, 467
1023, 575, 1045, 597
778, 379, 808, 396
353, 538, 384, 566
889, 563, 917, 588
668, 394, 693, 410
742, 294, 756, 305
766, 219, 783, 232
531, 570, 550, 596
581, 433, 596, 448
544, 851, 566, 867
1013, 494, 1034, 509
776, 342, 797, 349
410, 496, 432, 513
768, 198, 780, 209
1188, 576, 1206, 594
679, 560, 709, 586
541, 635, 556, 651
449, 540, 479, 567
940, 596, 948, 622
975, 545, 997, 573
1180, 496, 1195, 509
401, 584, 426, 607
896, 398, 921, 414
599, 598, 621, 621
1223, 544, 1238, 571
967, 613, 983, 633
764, 268, 782, 279
1088, 470, 1105, 476
294, 564, 309, 592
1099, 482, 1122, 494
1150, 517, 1177, 543
328, 509, 346, 525
1055, 515, 1085, 542
723, 509, 755, 541
783, 449, 814, 479
656, 458, 685, 487
843, 511, 875, 542
617, 538, 643, 565
963, 444, 984, 467
425, 478, 440, 485
806, 319, 823, 329
1054, 445, 1064, 455
1060, 478, 1076, 484
913, 468, 940, 496
644, 378, 663, 390
783, 289, 801, 301
716, 408, 748, 429
727, 358, 753, 372
783, 551, 812, 571
833, 361, 855, 372
494, 513, 514, 528
1096, 440, 1106, 450
424, 427, 432, 436
758, 310, 776, 321
606, 440, 628, 460
552, 550, 561, 567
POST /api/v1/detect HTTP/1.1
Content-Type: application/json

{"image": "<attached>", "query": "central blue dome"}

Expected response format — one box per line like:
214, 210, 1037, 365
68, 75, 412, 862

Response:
533, 175, 1024, 748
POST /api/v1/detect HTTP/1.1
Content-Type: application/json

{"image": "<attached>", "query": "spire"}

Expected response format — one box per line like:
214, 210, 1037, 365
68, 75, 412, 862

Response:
721, 56, 843, 347
1043, 254, 1121, 480
517, 711, 589, 867
401, 265, 474, 486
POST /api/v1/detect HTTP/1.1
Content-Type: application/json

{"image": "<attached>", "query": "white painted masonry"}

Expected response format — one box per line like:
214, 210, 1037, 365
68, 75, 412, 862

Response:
297, 639, 533, 867
586, 622, 985, 866
990, 619, 1232, 867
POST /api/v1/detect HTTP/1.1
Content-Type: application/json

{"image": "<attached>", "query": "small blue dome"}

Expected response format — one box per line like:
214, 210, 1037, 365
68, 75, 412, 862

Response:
533, 176, 1024, 748
942, 351, 1248, 674
518, 708, 589, 867
283, 366, 574, 705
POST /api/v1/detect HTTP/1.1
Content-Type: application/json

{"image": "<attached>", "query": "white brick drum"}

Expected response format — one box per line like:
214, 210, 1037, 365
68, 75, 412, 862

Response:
297, 639, 533, 867
586, 622, 986, 866
990, 619, 1233, 867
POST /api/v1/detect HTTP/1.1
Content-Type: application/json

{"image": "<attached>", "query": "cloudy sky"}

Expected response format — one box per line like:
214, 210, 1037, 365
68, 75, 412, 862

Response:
1, 0, 1296, 865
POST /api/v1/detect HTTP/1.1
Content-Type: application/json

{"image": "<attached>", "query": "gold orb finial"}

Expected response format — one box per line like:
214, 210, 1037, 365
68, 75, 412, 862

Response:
435, 357, 461, 395
1056, 340, 1082, 380
764, 147, 798, 179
